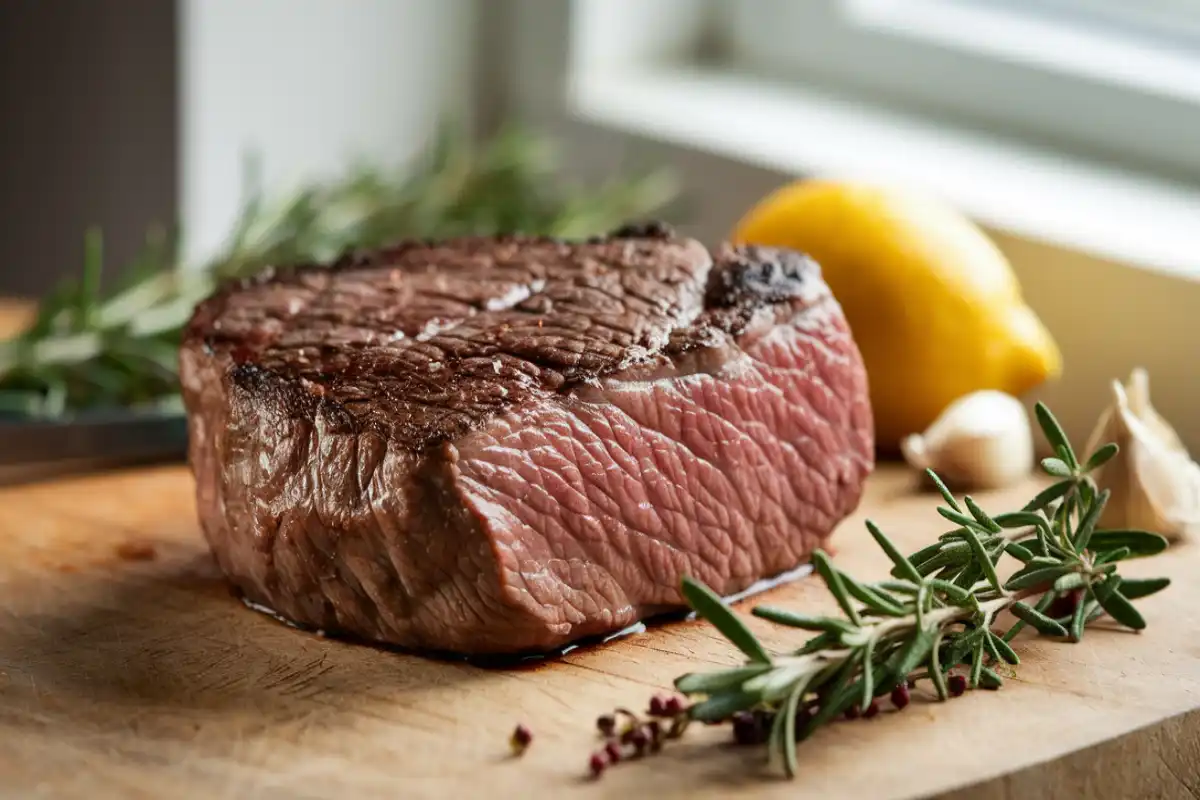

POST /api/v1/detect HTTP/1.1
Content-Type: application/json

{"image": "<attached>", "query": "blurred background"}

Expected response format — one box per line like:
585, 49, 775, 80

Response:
2, 0, 1199, 451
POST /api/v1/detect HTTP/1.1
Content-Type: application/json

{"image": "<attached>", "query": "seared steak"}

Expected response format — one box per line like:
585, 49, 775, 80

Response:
180, 225, 874, 655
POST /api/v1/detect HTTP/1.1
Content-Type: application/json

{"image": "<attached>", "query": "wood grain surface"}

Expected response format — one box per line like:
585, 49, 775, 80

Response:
0, 461, 1197, 800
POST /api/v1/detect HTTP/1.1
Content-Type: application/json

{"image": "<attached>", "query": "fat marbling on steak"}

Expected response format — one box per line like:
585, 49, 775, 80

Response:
180, 224, 874, 655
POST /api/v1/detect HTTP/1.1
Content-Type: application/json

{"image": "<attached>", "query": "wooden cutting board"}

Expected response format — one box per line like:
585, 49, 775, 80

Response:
1, 464, 1197, 799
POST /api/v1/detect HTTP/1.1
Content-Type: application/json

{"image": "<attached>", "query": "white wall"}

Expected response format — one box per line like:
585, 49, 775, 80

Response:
179, 0, 473, 265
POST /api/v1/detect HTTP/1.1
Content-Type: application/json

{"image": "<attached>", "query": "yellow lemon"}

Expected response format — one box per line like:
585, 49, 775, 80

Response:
731, 180, 1062, 450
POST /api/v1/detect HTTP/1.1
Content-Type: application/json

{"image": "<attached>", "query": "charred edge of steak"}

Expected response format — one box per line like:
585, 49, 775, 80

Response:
226, 362, 360, 434
706, 245, 820, 309
659, 245, 826, 358
605, 220, 675, 240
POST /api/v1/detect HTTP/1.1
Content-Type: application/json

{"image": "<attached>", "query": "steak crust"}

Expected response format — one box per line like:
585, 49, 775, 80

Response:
180, 225, 874, 655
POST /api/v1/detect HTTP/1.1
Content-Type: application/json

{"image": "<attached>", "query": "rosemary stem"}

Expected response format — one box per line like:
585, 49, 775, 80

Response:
774, 587, 1047, 672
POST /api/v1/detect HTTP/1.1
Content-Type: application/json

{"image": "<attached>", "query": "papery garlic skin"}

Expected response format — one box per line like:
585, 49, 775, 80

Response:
901, 390, 1034, 491
1085, 369, 1200, 543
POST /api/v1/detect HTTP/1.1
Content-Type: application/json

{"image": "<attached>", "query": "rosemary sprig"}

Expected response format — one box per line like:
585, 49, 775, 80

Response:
585, 402, 1170, 780
0, 122, 678, 418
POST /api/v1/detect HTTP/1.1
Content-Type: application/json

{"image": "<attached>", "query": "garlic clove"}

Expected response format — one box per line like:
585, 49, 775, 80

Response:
1086, 369, 1200, 543
1127, 368, 1186, 453
901, 390, 1034, 491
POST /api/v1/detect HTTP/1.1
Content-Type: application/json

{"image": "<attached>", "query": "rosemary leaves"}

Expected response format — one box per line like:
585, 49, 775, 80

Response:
618, 402, 1168, 780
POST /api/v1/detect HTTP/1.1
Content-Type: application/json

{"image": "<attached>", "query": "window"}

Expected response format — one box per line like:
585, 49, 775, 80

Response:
723, 0, 1200, 180
548, 0, 1200, 275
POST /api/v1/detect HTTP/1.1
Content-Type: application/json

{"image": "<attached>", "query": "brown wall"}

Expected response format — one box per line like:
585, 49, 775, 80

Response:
0, 0, 178, 298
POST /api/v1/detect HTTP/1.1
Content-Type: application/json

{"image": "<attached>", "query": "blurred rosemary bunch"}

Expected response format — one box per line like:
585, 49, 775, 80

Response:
0, 123, 678, 418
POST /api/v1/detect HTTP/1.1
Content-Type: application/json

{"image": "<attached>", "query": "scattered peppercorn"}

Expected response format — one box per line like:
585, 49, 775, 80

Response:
1048, 588, 1083, 619
629, 726, 650, 755
863, 700, 880, 719
509, 724, 533, 755
596, 714, 616, 737
648, 694, 667, 716
844, 703, 861, 720
948, 674, 968, 697
663, 695, 684, 716
731, 711, 765, 745
604, 741, 622, 764
588, 752, 606, 778
891, 684, 911, 710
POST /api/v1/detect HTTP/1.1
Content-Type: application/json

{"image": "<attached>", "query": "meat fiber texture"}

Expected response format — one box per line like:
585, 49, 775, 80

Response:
180, 224, 874, 656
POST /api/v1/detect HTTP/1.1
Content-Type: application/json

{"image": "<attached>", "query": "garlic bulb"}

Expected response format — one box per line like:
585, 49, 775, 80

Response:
1084, 368, 1200, 543
901, 391, 1033, 491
